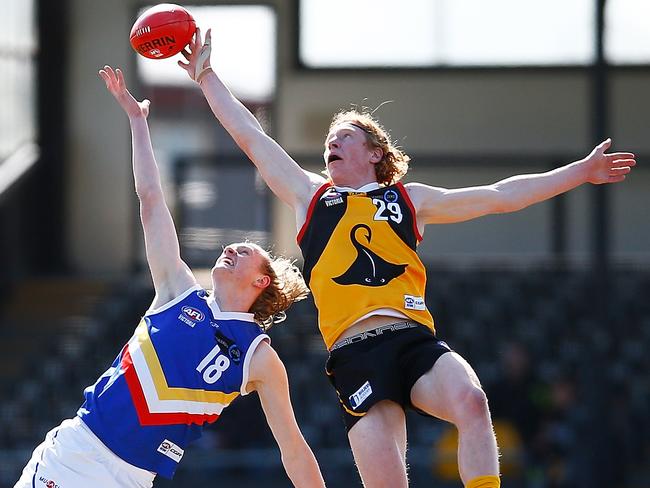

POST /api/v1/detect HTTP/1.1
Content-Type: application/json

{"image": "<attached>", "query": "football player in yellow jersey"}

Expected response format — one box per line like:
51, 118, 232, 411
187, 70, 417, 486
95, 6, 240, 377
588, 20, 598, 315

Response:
181, 28, 636, 488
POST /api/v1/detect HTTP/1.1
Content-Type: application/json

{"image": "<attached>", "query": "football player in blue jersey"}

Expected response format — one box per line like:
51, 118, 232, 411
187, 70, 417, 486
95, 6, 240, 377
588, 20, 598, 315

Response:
180, 27, 636, 488
15, 66, 326, 488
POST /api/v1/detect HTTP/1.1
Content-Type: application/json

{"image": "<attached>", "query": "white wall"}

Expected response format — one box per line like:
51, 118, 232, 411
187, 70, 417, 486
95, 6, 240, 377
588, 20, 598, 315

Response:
67, 0, 136, 275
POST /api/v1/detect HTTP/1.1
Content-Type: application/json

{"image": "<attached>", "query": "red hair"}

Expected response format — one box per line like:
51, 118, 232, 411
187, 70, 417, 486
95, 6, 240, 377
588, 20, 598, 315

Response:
329, 109, 410, 185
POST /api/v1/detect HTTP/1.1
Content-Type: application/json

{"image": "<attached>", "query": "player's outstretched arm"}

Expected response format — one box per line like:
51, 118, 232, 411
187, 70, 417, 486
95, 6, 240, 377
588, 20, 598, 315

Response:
248, 341, 326, 488
408, 138, 636, 226
98, 66, 195, 305
178, 28, 325, 211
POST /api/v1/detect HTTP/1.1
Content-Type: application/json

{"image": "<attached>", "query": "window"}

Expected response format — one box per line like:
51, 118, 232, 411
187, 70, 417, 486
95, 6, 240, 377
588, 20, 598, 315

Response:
136, 5, 276, 103
299, 0, 595, 68
0, 0, 37, 158
605, 0, 650, 64
135, 5, 276, 268
300, 0, 438, 67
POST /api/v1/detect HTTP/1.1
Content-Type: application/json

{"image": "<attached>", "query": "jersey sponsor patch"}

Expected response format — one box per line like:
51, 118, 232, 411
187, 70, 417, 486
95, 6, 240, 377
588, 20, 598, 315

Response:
383, 189, 399, 203
214, 329, 243, 364
404, 294, 426, 310
349, 381, 372, 410
157, 439, 185, 463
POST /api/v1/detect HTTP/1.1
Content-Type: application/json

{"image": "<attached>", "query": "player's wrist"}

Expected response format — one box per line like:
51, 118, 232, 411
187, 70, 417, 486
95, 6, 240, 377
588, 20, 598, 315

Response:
127, 112, 148, 124
571, 157, 593, 184
196, 66, 214, 84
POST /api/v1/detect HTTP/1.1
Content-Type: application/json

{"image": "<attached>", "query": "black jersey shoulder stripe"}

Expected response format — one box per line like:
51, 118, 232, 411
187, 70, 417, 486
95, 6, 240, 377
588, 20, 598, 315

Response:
297, 182, 332, 245
298, 185, 348, 285
396, 181, 423, 242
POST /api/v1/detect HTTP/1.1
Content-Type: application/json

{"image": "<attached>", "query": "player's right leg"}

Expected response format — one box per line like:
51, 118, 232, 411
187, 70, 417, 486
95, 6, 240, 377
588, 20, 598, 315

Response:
410, 351, 499, 486
347, 400, 408, 488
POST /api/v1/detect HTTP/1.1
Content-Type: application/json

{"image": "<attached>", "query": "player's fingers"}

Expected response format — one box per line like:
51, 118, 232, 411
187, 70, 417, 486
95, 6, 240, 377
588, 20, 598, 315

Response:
205, 28, 212, 46
180, 49, 191, 60
611, 158, 636, 167
608, 174, 626, 183
115, 68, 126, 89
609, 167, 631, 178
103, 65, 116, 80
178, 60, 189, 70
608, 152, 635, 160
99, 68, 119, 90
98, 71, 112, 89
188, 32, 196, 52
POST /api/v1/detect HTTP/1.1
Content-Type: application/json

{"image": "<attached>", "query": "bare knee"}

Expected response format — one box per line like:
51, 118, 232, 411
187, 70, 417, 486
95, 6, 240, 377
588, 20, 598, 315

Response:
451, 385, 491, 427
411, 352, 493, 428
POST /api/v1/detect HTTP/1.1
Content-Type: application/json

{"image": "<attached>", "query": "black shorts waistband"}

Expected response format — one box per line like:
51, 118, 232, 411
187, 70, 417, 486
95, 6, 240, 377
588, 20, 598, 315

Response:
330, 320, 420, 351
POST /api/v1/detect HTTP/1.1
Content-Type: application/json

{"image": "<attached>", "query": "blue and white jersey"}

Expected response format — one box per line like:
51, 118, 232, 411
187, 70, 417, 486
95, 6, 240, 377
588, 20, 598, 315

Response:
78, 285, 269, 478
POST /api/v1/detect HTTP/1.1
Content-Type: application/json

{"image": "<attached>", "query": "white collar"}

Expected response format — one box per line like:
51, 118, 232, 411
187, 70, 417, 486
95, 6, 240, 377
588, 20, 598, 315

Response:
206, 292, 256, 323
333, 182, 380, 193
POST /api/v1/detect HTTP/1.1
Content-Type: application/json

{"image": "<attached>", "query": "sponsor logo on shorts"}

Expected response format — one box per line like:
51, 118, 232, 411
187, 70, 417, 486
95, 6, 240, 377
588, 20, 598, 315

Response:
349, 381, 372, 410
157, 439, 185, 463
178, 306, 205, 327
404, 294, 426, 310
38, 477, 61, 488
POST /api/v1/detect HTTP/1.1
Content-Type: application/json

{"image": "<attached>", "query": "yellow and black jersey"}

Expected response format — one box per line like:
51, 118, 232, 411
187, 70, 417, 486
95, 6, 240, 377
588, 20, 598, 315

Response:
297, 181, 435, 349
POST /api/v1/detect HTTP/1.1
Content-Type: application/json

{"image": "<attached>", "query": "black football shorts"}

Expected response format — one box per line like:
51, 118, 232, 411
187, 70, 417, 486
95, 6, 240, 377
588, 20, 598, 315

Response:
325, 321, 452, 432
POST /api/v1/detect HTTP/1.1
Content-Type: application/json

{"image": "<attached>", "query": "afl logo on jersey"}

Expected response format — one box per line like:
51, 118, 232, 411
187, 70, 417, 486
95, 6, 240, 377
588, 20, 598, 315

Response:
321, 188, 344, 207
321, 188, 342, 200
178, 306, 205, 327
182, 306, 205, 322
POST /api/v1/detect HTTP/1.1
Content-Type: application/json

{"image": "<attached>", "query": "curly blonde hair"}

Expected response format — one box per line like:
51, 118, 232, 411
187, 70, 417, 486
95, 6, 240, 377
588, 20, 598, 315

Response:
250, 252, 310, 330
328, 109, 410, 185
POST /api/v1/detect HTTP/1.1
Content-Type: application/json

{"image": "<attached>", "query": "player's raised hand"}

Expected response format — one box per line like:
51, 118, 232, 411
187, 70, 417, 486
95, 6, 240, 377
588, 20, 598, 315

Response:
178, 27, 212, 82
584, 138, 636, 184
98, 65, 150, 119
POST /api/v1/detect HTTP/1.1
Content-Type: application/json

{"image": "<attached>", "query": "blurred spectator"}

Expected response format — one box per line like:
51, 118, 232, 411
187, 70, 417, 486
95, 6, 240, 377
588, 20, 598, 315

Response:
489, 341, 544, 445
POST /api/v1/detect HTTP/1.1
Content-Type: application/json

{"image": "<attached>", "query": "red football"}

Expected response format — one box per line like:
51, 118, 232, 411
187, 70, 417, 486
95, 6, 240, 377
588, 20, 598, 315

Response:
129, 4, 196, 59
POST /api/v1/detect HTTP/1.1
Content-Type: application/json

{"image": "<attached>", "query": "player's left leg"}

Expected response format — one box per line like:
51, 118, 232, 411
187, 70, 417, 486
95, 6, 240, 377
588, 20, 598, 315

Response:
410, 351, 500, 488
